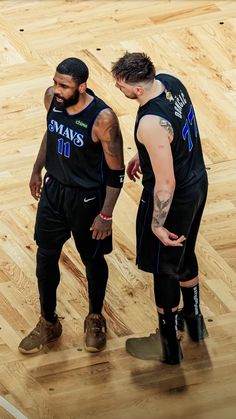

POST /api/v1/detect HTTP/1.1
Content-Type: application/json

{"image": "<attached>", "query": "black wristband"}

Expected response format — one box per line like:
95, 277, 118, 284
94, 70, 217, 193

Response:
106, 167, 125, 188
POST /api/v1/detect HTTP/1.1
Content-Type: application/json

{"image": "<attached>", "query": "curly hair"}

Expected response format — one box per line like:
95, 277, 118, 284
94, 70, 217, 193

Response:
111, 52, 156, 84
56, 57, 89, 85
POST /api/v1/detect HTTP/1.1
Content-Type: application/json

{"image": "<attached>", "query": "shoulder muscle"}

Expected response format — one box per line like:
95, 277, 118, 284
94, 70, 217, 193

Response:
44, 86, 54, 111
138, 114, 174, 145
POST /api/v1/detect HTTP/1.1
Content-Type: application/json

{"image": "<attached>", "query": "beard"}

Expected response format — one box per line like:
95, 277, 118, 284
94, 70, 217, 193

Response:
54, 90, 80, 108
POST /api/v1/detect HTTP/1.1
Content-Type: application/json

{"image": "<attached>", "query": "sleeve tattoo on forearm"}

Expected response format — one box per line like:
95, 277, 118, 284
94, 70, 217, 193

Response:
152, 192, 173, 227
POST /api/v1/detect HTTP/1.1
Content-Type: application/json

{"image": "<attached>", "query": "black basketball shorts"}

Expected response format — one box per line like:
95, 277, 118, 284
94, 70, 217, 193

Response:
136, 173, 208, 279
34, 175, 112, 259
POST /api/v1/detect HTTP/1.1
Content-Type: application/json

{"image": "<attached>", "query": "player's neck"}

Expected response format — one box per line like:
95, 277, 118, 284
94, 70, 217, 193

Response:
138, 79, 165, 106
66, 92, 93, 114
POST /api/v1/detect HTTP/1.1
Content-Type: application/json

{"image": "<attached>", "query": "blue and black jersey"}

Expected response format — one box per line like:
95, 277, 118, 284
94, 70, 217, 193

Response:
46, 89, 110, 188
134, 74, 206, 192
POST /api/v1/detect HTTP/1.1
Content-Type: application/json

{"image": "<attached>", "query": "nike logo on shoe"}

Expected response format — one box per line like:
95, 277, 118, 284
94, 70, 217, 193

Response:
53, 107, 63, 113
84, 197, 96, 203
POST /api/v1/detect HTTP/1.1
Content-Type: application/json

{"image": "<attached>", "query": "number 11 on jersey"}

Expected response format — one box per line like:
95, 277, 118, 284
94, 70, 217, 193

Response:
58, 138, 71, 158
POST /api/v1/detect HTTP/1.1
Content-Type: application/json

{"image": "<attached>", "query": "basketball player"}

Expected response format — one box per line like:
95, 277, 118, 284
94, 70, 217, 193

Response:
112, 52, 208, 364
19, 57, 125, 354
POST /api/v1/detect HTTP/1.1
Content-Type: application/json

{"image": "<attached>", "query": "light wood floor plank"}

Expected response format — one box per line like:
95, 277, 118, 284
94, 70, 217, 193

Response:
0, 1, 236, 418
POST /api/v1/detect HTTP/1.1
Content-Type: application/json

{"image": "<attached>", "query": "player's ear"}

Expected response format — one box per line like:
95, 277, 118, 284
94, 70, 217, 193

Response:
135, 86, 144, 96
79, 82, 87, 93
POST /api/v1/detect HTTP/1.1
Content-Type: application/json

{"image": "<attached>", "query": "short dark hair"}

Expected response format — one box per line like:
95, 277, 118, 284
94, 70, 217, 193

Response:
111, 52, 156, 83
56, 57, 89, 84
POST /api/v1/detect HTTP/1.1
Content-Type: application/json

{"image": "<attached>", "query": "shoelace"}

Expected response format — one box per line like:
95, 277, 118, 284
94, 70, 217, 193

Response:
91, 321, 105, 330
30, 320, 43, 337
86, 319, 106, 333
148, 329, 160, 338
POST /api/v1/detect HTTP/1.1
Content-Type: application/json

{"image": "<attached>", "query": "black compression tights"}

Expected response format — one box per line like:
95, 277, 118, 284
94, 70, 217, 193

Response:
36, 247, 108, 320
82, 255, 109, 314
36, 247, 61, 322
153, 273, 180, 310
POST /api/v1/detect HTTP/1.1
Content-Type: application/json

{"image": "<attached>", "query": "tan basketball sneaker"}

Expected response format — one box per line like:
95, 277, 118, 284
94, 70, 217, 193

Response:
18, 317, 62, 354
84, 313, 107, 352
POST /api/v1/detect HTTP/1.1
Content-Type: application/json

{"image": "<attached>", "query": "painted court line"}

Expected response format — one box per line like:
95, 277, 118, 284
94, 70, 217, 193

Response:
0, 396, 28, 419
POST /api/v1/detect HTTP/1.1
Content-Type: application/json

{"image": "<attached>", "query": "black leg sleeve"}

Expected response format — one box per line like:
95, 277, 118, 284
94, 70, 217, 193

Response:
82, 255, 108, 314
36, 247, 62, 322
154, 274, 180, 310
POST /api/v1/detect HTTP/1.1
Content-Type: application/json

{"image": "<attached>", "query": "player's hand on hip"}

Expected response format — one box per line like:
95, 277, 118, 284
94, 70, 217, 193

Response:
90, 215, 112, 240
127, 154, 142, 181
151, 225, 186, 247
29, 172, 42, 201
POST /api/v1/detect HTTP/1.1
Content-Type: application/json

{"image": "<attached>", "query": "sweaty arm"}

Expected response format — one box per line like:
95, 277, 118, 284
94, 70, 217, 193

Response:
90, 108, 125, 240
29, 87, 54, 200
137, 115, 186, 247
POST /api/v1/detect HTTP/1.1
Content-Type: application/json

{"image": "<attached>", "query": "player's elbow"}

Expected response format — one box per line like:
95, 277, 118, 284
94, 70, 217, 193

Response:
157, 174, 176, 192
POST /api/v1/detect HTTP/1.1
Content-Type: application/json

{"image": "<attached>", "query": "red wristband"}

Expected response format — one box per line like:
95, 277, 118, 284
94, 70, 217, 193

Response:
99, 212, 112, 221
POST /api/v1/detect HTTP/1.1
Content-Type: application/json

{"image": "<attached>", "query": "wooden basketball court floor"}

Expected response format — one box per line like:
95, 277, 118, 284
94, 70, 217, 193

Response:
0, 0, 236, 418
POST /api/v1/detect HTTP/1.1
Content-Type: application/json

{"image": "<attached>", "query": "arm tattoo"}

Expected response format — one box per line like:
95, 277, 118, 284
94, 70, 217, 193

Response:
159, 118, 174, 138
95, 109, 124, 158
106, 123, 123, 157
152, 190, 173, 228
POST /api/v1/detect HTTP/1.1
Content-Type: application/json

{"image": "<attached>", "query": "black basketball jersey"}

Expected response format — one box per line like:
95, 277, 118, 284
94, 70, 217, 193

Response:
45, 89, 109, 188
134, 74, 206, 192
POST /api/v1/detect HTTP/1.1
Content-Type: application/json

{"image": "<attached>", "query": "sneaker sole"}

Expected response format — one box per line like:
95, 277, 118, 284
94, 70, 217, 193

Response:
18, 344, 43, 354
18, 336, 61, 354
84, 344, 106, 353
